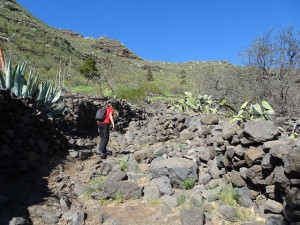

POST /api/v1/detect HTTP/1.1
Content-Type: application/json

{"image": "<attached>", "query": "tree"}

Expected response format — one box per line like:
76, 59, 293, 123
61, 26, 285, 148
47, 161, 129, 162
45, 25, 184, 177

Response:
146, 69, 154, 81
78, 57, 98, 85
242, 26, 300, 116
180, 70, 187, 84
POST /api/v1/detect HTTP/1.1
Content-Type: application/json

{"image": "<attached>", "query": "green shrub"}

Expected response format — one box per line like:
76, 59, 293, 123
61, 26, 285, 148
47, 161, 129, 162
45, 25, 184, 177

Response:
71, 85, 99, 95
84, 176, 105, 198
182, 178, 196, 190
114, 192, 124, 203
116, 87, 146, 104
219, 183, 237, 206
120, 160, 127, 171
178, 194, 187, 205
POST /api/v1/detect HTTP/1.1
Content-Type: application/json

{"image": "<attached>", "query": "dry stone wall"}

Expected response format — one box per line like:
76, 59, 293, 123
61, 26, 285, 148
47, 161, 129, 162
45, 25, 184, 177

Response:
0, 89, 68, 179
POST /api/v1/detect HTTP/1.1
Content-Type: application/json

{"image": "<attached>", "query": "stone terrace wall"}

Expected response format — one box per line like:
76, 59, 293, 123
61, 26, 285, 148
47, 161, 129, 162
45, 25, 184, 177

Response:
0, 89, 68, 179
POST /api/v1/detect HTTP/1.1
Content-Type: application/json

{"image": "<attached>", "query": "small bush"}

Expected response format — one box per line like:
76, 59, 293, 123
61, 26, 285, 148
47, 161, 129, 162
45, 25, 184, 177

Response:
71, 85, 99, 95
146, 198, 161, 206
116, 87, 146, 104
114, 192, 124, 203
84, 176, 105, 198
219, 183, 237, 206
183, 178, 196, 190
120, 160, 127, 171
178, 194, 187, 205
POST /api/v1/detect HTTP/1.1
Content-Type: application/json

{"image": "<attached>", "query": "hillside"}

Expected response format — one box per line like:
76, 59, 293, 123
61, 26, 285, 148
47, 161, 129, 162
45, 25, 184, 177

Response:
0, 0, 238, 96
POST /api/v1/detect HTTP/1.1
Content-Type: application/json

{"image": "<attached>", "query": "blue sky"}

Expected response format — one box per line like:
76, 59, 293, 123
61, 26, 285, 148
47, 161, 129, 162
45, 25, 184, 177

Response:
17, 0, 300, 65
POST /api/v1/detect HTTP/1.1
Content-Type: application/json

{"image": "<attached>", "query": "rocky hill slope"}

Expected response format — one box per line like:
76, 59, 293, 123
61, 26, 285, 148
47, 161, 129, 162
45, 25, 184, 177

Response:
0, 0, 238, 95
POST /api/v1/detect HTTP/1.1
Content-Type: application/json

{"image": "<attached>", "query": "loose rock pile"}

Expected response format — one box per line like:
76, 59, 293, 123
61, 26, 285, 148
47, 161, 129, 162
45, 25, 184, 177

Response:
113, 105, 300, 224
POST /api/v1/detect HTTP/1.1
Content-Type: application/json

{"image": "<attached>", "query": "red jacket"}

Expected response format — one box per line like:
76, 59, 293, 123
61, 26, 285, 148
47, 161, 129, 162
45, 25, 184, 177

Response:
98, 107, 113, 124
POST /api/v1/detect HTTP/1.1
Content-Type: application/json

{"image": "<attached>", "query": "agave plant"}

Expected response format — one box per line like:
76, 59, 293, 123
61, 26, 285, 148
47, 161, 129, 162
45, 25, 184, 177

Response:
229, 100, 275, 123
0, 49, 64, 117
251, 101, 275, 120
171, 92, 226, 115
0, 56, 27, 96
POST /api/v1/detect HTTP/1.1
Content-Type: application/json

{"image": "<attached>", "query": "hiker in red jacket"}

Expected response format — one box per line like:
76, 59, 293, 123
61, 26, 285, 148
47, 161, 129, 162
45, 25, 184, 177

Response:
97, 101, 115, 159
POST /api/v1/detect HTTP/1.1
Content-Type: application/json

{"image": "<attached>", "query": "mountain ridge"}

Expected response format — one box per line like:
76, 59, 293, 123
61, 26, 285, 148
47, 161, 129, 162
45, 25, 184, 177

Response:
0, 0, 238, 96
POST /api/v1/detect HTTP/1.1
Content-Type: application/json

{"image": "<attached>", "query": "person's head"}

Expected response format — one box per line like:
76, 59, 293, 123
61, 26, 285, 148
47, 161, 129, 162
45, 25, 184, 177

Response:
106, 100, 112, 108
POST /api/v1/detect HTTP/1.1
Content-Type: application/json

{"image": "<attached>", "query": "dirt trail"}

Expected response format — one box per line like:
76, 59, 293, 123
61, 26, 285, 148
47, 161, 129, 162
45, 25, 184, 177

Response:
28, 155, 182, 225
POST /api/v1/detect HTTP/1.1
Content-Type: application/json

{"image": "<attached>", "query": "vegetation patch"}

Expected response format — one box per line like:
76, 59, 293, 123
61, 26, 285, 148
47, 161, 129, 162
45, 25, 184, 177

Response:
218, 183, 237, 206
182, 178, 196, 190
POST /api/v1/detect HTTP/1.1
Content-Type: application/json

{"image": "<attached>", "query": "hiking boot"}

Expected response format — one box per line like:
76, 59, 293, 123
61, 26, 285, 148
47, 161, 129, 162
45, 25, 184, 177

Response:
98, 152, 107, 159
106, 150, 113, 156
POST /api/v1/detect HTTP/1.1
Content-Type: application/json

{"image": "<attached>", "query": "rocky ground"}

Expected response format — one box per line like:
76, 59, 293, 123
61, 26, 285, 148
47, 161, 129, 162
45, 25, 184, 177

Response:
5, 138, 264, 225
1, 94, 300, 225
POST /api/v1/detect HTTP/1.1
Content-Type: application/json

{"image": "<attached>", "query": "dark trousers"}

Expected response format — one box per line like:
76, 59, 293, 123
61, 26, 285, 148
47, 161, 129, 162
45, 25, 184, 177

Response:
98, 123, 110, 154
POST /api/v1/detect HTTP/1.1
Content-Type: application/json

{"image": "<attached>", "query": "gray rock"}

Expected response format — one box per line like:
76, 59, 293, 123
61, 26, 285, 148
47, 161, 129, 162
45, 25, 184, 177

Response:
246, 165, 265, 186
9, 217, 29, 225
150, 158, 198, 188
284, 188, 300, 222
60, 196, 71, 211
219, 205, 239, 222
183, 116, 202, 128
230, 170, 246, 187
222, 122, 241, 140
200, 114, 219, 125
143, 181, 160, 200
161, 195, 178, 208
235, 187, 253, 208
97, 162, 113, 176
62, 210, 86, 225
261, 153, 273, 171
73, 183, 86, 197
180, 208, 204, 225
264, 199, 283, 214
265, 215, 288, 225
103, 181, 142, 200
153, 176, 174, 195
243, 120, 280, 143
42, 211, 61, 224
199, 173, 211, 185
244, 146, 265, 167
263, 137, 297, 151
283, 148, 300, 176
201, 186, 222, 202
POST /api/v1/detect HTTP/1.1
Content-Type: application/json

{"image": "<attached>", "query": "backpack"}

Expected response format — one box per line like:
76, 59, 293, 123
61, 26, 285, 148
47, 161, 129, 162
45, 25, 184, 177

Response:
95, 108, 107, 122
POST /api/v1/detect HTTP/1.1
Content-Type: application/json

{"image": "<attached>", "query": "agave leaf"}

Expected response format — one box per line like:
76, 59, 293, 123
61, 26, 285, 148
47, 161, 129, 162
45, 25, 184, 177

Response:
240, 101, 249, 110
13, 62, 27, 96
289, 133, 298, 140
252, 103, 263, 115
23, 70, 37, 97
229, 117, 242, 123
44, 82, 53, 102
263, 114, 272, 120
18, 62, 27, 96
220, 99, 227, 106
185, 92, 193, 98
5, 59, 13, 89
210, 108, 217, 114
51, 88, 61, 103
0, 70, 5, 88
237, 109, 244, 116
262, 101, 273, 111
262, 101, 275, 115
36, 81, 48, 105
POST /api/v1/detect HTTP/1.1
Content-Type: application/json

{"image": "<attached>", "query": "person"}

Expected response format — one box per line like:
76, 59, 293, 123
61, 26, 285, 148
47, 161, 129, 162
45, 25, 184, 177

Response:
97, 101, 115, 159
